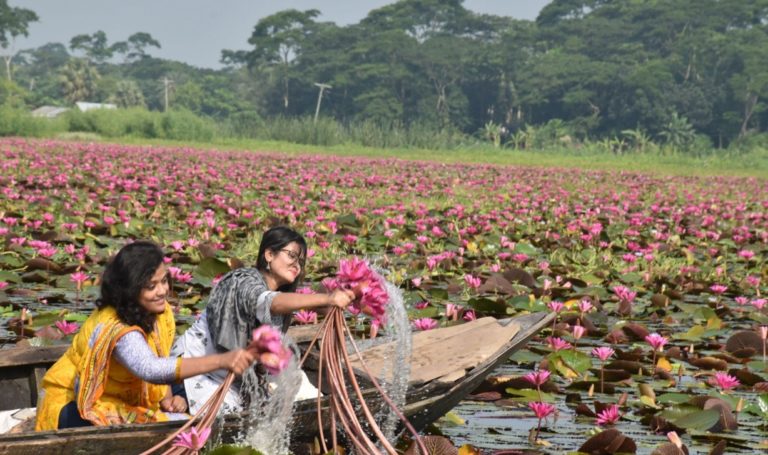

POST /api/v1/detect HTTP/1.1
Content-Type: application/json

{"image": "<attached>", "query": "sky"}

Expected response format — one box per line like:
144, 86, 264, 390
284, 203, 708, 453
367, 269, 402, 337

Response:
9, 1, 550, 69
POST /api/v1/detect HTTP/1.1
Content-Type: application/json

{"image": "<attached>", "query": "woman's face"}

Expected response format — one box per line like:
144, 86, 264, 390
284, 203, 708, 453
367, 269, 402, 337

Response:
138, 264, 169, 314
265, 241, 303, 287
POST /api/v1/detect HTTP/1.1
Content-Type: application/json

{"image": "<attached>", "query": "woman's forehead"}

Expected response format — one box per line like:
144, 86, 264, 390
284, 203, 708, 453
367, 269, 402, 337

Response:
284, 241, 303, 252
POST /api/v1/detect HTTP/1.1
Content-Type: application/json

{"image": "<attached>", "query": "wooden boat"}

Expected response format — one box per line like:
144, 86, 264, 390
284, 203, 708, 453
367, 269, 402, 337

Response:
0, 312, 553, 454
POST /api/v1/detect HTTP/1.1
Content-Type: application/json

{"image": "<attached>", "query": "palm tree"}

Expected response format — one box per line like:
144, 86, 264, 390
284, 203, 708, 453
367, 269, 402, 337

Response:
109, 80, 145, 108
58, 59, 100, 104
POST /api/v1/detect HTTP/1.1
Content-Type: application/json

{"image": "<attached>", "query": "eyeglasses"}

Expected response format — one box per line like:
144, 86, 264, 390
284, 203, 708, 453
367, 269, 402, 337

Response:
280, 249, 303, 266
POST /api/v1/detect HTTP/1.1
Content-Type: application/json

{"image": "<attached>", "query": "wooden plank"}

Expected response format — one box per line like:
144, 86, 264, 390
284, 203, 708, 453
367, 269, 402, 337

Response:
0, 346, 67, 369
0, 427, 176, 455
349, 317, 519, 385
349, 317, 497, 367
285, 323, 322, 344
29, 368, 46, 407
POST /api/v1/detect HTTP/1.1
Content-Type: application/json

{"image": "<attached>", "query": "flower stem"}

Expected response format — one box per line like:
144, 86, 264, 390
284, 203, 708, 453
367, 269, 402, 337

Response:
600, 364, 604, 394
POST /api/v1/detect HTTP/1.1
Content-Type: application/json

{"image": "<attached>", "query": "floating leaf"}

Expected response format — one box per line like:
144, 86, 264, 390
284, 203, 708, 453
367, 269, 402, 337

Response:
404, 435, 458, 455
441, 411, 466, 426
578, 428, 637, 454
195, 257, 230, 279
674, 325, 706, 341
650, 443, 689, 455
503, 388, 556, 403
672, 410, 720, 431
725, 330, 763, 353
657, 393, 694, 405
0, 270, 22, 284
688, 357, 728, 371
513, 243, 538, 256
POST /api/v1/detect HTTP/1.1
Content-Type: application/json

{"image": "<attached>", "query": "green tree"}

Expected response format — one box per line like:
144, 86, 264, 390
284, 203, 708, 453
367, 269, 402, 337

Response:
727, 28, 768, 138
0, 1, 38, 80
412, 35, 474, 128
59, 59, 100, 103
108, 79, 145, 108
228, 9, 320, 111
70, 31, 113, 64
111, 32, 161, 62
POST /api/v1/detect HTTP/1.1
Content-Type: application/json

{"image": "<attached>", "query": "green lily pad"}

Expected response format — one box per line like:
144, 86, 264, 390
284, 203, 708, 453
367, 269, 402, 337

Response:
503, 388, 556, 403
195, 257, 230, 279
671, 409, 720, 431
656, 393, 695, 405
513, 243, 538, 256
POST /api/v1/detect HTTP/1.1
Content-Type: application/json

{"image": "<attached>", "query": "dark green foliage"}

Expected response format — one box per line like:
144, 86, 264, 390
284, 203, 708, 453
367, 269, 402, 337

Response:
0, 105, 63, 137
7, 0, 768, 152
63, 108, 217, 141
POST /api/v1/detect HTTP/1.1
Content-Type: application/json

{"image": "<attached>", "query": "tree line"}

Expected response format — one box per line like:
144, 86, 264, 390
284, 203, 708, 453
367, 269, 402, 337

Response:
2, 0, 768, 150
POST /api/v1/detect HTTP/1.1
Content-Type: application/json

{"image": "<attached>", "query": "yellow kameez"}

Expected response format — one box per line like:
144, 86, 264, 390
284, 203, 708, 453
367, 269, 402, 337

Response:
35, 303, 175, 431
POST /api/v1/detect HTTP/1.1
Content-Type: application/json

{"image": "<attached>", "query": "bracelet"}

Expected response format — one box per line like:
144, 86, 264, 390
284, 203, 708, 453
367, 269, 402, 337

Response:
174, 356, 183, 383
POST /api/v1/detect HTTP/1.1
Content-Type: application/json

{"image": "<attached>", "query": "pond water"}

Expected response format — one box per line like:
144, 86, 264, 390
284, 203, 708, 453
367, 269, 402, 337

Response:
435, 350, 767, 454
3, 285, 768, 454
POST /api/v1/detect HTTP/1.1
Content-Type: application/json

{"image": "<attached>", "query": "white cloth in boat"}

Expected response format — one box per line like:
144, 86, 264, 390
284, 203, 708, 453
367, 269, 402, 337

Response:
171, 312, 319, 414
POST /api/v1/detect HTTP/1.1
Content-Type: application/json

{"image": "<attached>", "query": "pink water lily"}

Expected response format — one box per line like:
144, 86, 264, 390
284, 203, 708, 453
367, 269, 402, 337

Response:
529, 401, 555, 419
173, 427, 211, 451
523, 369, 551, 386
592, 347, 614, 393
413, 317, 438, 331
645, 333, 668, 351
596, 404, 621, 426
578, 298, 593, 314
54, 320, 79, 335
462, 309, 476, 321
445, 303, 461, 320
591, 347, 615, 362
708, 372, 740, 391
547, 301, 564, 313
546, 337, 572, 352
528, 401, 556, 441
463, 274, 481, 289
294, 310, 318, 325
645, 333, 668, 368
250, 325, 292, 375
709, 284, 728, 295
327, 257, 389, 320
69, 271, 89, 286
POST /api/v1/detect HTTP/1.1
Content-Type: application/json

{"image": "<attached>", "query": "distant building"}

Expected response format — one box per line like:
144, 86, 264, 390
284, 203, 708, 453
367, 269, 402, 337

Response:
31, 106, 70, 118
75, 102, 117, 112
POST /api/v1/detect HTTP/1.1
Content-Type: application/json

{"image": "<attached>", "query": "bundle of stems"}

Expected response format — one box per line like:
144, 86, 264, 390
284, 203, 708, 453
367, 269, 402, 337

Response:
301, 307, 427, 454
139, 372, 235, 455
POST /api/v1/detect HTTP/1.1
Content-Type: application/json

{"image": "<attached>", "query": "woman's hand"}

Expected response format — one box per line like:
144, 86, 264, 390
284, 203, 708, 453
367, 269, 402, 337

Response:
327, 288, 356, 309
218, 348, 256, 375
160, 395, 188, 413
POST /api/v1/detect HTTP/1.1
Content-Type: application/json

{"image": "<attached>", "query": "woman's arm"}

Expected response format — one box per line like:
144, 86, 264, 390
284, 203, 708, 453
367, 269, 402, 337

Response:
269, 288, 356, 315
114, 331, 255, 384
177, 349, 254, 379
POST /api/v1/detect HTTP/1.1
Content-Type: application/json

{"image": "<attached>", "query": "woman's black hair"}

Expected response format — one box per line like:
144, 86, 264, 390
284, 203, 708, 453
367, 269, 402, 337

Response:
256, 226, 307, 292
95, 240, 166, 333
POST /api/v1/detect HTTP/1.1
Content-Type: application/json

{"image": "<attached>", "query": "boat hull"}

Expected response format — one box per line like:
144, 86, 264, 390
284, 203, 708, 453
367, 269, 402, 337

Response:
0, 312, 553, 454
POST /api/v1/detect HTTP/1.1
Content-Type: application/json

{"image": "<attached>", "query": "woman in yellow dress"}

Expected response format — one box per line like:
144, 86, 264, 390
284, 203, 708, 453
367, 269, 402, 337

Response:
36, 241, 256, 431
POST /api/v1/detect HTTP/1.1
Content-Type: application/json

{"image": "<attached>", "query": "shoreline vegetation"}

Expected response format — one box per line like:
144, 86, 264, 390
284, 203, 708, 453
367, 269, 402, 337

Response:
2, 106, 766, 178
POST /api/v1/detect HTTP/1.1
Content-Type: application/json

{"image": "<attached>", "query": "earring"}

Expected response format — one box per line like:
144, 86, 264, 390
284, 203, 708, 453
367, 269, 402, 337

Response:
266, 261, 271, 272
